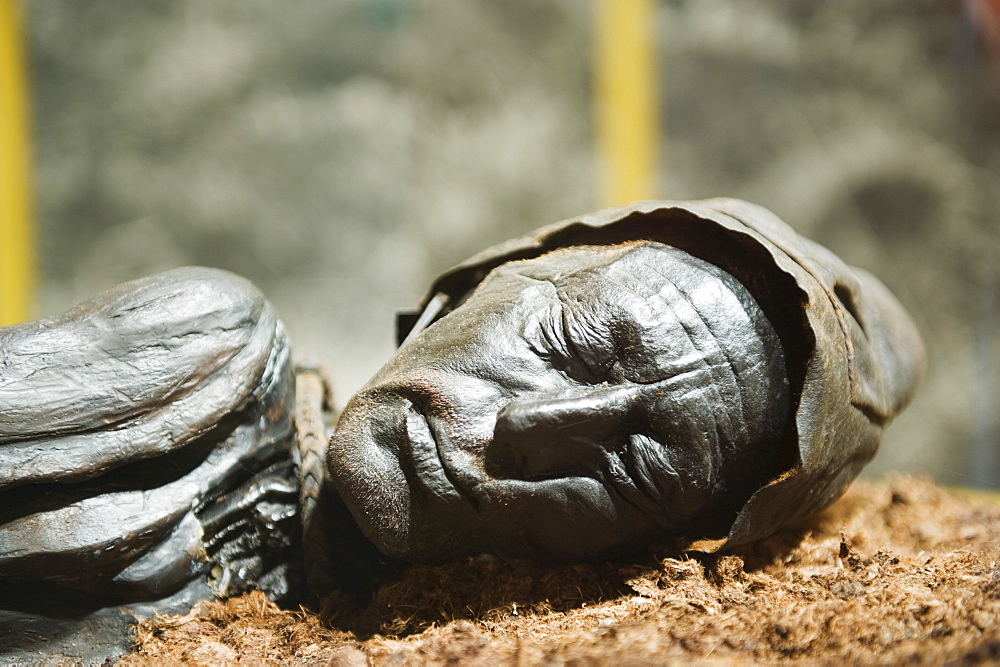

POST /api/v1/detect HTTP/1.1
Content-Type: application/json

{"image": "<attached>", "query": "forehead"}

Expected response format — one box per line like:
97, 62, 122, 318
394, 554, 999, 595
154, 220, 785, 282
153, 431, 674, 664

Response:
486, 241, 771, 360
466, 243, 749, 365
489, 241, 739, 309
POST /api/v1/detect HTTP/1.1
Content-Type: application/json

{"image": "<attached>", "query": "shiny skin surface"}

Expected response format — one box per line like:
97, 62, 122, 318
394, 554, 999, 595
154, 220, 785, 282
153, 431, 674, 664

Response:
329, 242, 789, 561
0, 267, 298, 600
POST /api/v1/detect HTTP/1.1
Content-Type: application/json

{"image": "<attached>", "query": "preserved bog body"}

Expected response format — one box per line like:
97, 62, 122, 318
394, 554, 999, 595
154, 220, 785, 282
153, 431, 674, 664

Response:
330, 198, 926, 561
0, 199, 924, 660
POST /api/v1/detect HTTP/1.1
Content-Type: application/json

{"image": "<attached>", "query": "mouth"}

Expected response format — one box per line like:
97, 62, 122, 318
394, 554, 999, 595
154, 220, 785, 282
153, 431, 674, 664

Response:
402, 401, 466, 503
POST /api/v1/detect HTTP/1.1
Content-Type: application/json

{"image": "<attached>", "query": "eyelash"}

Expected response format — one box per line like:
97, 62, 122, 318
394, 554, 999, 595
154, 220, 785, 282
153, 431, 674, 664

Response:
533, 317, 580, 381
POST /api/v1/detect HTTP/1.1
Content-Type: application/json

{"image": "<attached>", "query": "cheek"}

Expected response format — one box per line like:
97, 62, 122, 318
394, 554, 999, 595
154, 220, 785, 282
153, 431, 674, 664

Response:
642, 385, 721, 467
327, 404, 416, 556
420, 374, 506, 436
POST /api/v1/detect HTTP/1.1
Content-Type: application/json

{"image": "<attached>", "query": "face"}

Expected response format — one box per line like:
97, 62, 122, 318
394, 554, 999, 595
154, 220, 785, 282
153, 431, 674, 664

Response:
328, 242, 789, 561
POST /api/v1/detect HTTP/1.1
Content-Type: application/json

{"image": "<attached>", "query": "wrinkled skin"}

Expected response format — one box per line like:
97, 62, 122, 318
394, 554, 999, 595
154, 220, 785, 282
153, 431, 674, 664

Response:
359, 198, 927, 556
329, 242, 790, 561
0, 197, 925, 661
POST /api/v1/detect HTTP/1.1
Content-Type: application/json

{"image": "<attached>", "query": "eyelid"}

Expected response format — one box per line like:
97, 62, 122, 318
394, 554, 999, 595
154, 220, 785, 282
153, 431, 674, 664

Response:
526, 306, 593, 382
537, 301, 618, 384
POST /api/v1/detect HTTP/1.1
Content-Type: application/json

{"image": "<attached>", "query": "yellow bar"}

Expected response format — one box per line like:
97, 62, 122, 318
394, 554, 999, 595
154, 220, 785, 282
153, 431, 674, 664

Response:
594, 0, 660, 207
0, 0, 34, 326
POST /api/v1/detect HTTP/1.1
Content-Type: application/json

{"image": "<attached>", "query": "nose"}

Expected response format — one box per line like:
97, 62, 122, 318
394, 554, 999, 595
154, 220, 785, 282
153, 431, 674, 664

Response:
490, 385, 641, 478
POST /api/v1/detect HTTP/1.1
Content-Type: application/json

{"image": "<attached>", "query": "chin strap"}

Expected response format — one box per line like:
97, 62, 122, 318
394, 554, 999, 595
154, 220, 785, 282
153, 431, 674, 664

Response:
398, 292, 450, 347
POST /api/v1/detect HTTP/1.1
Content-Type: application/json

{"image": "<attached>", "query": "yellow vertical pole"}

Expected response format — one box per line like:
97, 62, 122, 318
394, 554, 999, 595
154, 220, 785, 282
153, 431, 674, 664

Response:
594, 0, 660, 208
0, 0, 34, 326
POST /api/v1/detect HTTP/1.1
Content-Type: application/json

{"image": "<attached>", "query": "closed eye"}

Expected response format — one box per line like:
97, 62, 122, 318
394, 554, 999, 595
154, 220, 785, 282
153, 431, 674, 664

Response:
523, 301, 607, 385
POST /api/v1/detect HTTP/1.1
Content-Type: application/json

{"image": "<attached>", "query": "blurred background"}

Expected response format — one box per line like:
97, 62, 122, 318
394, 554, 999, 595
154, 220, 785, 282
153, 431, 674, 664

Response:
2, 0, 999, 487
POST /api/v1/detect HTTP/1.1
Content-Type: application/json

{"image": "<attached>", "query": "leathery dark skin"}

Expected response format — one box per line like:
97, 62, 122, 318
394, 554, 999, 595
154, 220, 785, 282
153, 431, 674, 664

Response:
330, 198, 925, 562
0, 199, 925, 660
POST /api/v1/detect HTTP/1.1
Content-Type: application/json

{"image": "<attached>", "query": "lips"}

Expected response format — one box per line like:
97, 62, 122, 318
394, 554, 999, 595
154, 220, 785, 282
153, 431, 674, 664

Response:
402, 401, 464, 503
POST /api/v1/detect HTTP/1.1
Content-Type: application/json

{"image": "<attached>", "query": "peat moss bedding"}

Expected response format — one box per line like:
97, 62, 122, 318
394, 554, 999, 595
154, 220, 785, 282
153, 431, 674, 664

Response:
122, 476, 1000, 664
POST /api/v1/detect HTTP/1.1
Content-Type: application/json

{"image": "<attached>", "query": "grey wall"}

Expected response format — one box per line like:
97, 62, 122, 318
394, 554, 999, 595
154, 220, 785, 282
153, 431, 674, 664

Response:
26, 0, 1000, 487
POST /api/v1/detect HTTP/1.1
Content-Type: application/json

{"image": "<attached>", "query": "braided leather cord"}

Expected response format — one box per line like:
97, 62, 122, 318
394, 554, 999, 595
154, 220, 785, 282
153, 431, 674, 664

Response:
294, 366, 339, 600
294, 366, 401, 603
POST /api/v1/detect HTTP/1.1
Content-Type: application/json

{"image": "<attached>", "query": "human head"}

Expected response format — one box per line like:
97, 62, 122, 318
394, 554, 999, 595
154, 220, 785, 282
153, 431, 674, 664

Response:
328, 241, 789, 561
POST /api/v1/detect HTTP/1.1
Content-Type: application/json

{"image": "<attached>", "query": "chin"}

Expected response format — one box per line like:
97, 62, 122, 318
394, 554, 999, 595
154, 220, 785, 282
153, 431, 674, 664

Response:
326, 409, 415, 559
